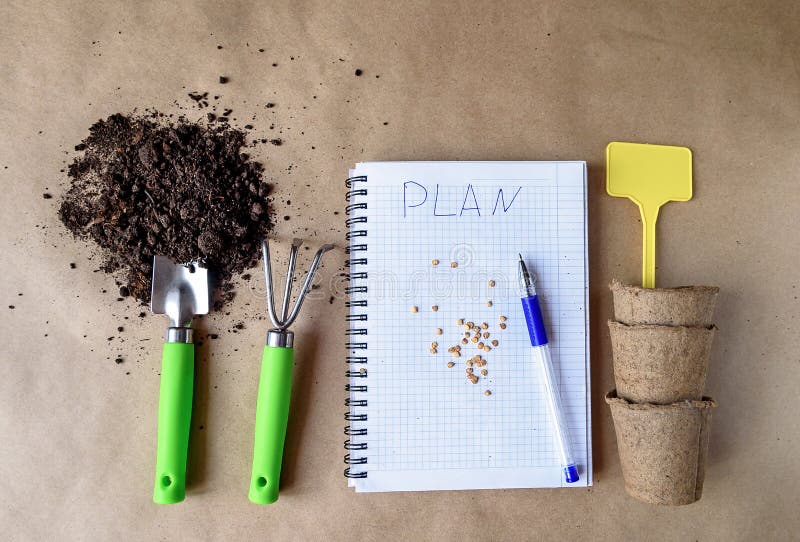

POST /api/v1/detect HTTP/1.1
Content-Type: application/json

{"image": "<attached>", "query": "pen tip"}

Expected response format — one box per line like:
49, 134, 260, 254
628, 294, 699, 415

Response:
518, 253, 523, 262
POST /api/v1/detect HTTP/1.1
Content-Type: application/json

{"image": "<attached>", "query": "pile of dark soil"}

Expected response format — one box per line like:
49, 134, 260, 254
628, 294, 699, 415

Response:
59, 112, 273, 305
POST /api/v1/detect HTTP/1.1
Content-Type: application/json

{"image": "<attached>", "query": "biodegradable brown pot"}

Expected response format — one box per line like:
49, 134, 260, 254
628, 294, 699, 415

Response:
608, 321, 716, 404
610, 280, 719, 327
606, 390, 716, 506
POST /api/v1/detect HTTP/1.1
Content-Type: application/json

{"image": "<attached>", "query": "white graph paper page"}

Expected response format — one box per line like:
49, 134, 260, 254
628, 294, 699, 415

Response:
347, 162, 590, 492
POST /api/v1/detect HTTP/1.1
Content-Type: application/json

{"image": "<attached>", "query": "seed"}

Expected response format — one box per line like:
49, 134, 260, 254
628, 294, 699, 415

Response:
467, 368, 474, 374
470, 375, 479, 384
464, 331, 471, 337
484, 390, 491, 396
461, 338, 468, 345
450, 262, 458, 268
360, 368, 367, 375
481, 322, 488, 329
499, 316, 507, 322
499, 323, 507, 330
447, 361, 455, 368
481, 369, 488, 376
489, 280, 495, 287
466, 321, 474, 329
431, 341, 438, 347
483, 332, 489, 339
486, 301, 493, 307
411, 306, 418, 313
457, 318, 464, 325
471, 336, 478, 343
466, 360, 474, 367
436, 328, 443, 335
432, 259, 440, 266
491, 340, 498, 347
454, 345, 461, 351
430, 349, 437, 354
432, 305, 438, 312
452, 351, 461, 358
483, 346, 491, 352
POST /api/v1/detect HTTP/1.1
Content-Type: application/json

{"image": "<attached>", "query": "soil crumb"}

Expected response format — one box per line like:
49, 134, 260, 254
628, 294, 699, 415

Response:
58, 112, 273, 305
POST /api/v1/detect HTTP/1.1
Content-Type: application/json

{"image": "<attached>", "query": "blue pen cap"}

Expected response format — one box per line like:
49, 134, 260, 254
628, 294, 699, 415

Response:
564, 464, 580, 483
521, 295, 549, 346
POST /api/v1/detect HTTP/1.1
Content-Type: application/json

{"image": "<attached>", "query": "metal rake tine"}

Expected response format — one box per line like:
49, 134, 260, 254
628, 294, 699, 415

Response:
280, 238, 304, 322
261, 239, 281, 329
282, 244, 334, 329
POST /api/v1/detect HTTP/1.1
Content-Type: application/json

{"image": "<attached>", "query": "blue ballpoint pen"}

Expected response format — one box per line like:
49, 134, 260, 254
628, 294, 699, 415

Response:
518, 254, 580, 484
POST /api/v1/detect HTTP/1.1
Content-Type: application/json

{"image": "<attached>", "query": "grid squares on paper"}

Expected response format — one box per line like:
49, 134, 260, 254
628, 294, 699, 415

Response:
347, 162, 589, 490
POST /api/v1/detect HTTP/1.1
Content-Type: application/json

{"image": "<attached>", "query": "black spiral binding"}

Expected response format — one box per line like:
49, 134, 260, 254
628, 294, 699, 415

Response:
344, 175, 368, 479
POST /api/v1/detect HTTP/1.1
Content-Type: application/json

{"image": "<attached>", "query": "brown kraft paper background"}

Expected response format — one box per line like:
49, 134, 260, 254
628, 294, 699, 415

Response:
1, 1, 799, 540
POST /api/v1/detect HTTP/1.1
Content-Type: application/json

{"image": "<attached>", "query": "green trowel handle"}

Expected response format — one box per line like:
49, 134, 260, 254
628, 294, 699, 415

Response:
153, 342, 194, 504
249, 345, 294, 504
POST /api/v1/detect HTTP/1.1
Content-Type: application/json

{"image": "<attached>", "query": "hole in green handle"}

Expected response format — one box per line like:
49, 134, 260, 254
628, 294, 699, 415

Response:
161, 475, 172, 488
256, 476, 267, 488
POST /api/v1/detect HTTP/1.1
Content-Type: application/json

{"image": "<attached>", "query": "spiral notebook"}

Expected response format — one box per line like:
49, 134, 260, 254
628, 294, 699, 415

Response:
344, 162, 591, 491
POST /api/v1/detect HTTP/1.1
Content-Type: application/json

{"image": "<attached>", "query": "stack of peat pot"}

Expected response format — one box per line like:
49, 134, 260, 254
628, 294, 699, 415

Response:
606, 280, 720, 505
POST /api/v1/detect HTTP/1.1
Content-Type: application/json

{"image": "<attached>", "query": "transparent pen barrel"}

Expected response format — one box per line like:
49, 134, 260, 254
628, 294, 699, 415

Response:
532, 345, 576, 469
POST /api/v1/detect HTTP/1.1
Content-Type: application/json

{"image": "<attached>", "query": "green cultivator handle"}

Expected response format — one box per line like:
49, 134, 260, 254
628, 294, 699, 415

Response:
153, 342, 194, 504
249, 344, 294, 504
251, 237, 332, 503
